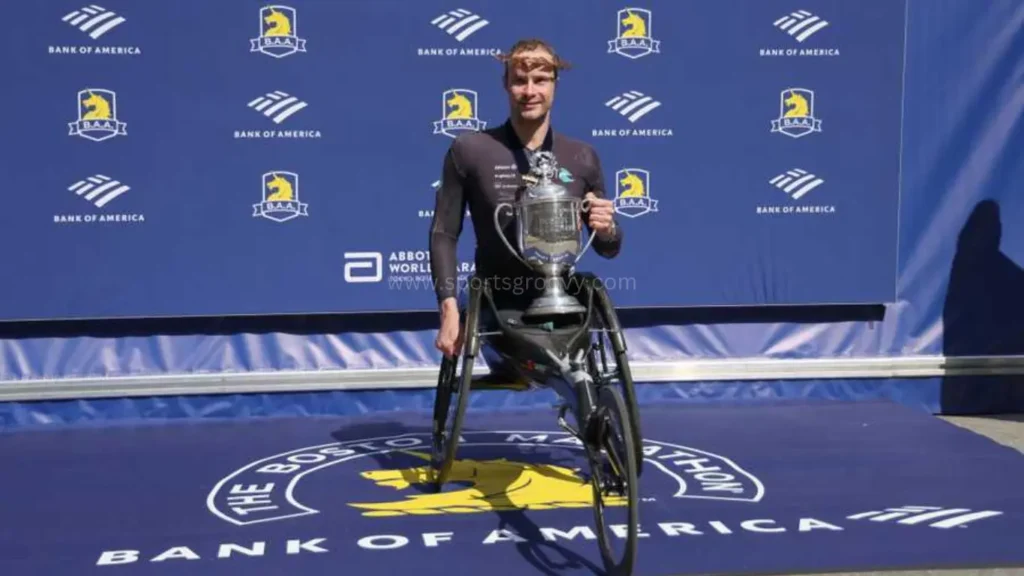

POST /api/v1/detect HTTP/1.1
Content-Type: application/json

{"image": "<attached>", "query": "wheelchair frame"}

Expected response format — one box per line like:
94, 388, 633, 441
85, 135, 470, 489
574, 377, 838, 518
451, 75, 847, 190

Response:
431, 272, 643, 576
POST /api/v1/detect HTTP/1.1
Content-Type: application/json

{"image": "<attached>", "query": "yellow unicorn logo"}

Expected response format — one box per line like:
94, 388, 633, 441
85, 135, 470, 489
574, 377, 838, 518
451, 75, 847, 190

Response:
620, 10, 647, 38
783, 90, 809, 117
263, 8, 292, 36
81, 91, 112, 120
348, 451, 624, 517
265, 173, 294, 201
445, 91, 474, 120
618, 171, 646, 198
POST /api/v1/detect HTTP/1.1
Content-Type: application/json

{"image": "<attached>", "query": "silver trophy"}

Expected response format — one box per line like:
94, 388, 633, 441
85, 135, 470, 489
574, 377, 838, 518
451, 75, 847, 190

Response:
493, 151, 597, 318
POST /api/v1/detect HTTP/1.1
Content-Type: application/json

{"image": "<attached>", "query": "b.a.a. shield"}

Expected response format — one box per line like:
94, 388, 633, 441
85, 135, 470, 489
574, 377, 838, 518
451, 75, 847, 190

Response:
253, 171, 309, 222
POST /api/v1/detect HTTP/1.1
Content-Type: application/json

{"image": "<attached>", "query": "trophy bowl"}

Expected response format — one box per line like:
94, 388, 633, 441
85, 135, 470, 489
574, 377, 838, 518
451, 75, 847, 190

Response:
494, 151, 597, 318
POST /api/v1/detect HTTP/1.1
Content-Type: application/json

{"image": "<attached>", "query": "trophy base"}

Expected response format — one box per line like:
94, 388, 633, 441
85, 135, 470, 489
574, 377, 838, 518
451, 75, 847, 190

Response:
523, 283, 587, 318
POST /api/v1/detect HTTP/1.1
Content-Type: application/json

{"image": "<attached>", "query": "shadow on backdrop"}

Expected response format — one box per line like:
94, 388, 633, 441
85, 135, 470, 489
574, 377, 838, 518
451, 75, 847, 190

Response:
941, 199, 1024, 414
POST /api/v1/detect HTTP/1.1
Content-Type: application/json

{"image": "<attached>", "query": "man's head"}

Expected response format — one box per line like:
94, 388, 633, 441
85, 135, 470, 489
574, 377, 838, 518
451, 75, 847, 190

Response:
498, 39, 571, 124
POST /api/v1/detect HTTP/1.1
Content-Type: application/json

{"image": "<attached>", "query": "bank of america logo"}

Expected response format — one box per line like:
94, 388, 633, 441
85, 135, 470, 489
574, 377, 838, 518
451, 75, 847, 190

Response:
69, 174, 130, 207
431, 9, 489, 42
848, 506, 1003, 529
773, 10, 829, 42
605, 91, 661, 123
247, 91, 308, 124
63, 5, 126, 39
769, 168, 824, 199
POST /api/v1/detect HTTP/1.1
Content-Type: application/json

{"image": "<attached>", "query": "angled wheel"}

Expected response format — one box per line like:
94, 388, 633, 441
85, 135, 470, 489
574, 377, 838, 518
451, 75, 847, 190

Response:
587, 281, 644, 477
431, 352, 473, 489
430, 282, 481, 490
589, 385, 639, 576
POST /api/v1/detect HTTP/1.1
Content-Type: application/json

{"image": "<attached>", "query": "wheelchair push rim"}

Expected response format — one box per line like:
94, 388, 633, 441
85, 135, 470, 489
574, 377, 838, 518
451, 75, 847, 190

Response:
431, 351, 473, 489
588, 384, 640, 576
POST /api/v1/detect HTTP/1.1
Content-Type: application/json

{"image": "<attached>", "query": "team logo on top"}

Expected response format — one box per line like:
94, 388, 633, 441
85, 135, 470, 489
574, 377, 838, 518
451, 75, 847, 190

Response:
253, 171, 309, 222
433, 89, 486, 138
250, 5, 307, 58
770, 88, 822, 138
608, 8, 660, 59
613, 168, 658, 218
68, 89, 127, 142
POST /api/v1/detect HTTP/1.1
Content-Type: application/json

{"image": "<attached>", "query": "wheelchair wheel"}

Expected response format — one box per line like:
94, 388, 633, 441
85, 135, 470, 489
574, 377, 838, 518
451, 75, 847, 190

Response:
589, 302, 644, 477
431, 351, 473, 489
589, 384, 639, 576
431, 286, 480, 490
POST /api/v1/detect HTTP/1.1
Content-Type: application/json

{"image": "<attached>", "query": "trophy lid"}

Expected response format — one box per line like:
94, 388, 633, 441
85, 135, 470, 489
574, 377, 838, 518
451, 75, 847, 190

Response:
525, 151, 568, 200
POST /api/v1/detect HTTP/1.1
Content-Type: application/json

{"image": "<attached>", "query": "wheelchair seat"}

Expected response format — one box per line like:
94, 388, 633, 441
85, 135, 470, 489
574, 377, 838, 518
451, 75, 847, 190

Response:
470, 281, 595, 391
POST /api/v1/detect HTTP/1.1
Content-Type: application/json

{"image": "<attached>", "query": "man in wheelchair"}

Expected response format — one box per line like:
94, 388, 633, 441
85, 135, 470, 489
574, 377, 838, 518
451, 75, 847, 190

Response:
429, 38, 622, 357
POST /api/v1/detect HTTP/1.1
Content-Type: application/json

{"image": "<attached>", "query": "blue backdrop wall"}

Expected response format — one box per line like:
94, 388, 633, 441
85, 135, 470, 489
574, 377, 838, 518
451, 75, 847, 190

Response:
0, 0, 1022, 418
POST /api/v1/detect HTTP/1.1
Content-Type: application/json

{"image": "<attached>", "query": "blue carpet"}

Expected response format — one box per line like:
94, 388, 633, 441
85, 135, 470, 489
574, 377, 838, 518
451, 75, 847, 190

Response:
1, 398, 1022, 575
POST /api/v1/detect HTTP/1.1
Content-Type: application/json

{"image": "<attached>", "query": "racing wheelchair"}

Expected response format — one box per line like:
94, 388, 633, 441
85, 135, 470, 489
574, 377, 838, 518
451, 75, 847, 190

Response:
431, 272, 643, 576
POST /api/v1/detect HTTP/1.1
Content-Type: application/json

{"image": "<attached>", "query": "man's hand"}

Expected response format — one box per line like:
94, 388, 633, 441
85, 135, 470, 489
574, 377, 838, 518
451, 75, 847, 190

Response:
435, 297, 463, 357
585, 192, 616, 238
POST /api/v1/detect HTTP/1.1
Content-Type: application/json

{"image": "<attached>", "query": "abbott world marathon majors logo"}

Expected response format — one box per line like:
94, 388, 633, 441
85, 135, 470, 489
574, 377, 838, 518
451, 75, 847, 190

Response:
417, 8, 502, 57
760, 9, 839, 58
385, 251, 473, 284
207, 431, 761, 524
49, 4, 142, 56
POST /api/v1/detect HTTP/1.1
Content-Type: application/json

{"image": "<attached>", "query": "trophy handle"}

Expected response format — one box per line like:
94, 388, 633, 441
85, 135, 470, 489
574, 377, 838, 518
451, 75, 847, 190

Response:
574, 198, 598, 266
493, 202, 531, 268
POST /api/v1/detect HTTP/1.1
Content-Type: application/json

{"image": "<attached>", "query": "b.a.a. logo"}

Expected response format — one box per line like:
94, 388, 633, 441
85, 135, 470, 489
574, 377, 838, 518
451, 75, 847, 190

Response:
253, 171, 309, 222
351, 450, 620, 517
250, 5, 307, 58
614, 168, 659, 218
433, 89, 486, 138
69, 88, 127, 142
206, 431, 763, 527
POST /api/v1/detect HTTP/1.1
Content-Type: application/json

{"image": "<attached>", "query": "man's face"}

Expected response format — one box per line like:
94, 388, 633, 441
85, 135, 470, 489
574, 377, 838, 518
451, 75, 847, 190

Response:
505, 49, 556, 122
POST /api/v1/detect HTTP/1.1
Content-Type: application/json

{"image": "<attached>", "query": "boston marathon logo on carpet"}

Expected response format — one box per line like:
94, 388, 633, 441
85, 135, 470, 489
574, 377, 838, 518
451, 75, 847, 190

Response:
49, 4, 142, 56
417, 8, 502, 57
250, 5, 307, 58
207, 431, 762, 526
